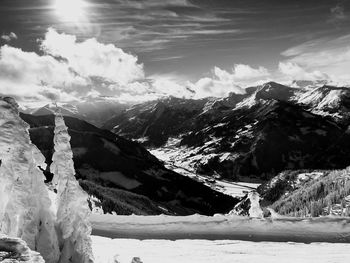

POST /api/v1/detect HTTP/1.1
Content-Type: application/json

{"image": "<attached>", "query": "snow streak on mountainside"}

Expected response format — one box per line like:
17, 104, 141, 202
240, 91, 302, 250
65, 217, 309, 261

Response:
0, 97, 60, 263
51, 112, 94, 263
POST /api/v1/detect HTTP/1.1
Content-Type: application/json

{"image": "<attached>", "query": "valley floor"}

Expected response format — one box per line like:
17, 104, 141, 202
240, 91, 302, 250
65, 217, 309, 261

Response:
150, 142, 260, 197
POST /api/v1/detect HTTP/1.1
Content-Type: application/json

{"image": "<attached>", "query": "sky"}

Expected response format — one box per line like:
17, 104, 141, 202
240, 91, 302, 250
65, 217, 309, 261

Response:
0, 0, 350, 106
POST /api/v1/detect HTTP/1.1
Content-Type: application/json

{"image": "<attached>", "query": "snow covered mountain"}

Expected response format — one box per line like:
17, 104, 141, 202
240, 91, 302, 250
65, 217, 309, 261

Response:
20, 113, 238, 216
102, 82, 350, 183
295, 85, 350, 123
26, 98, 130, 127
102, 96, 211, 147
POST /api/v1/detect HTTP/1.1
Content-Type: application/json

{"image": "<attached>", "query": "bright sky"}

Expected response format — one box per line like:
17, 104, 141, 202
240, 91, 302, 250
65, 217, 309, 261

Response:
0, 0, 350, 105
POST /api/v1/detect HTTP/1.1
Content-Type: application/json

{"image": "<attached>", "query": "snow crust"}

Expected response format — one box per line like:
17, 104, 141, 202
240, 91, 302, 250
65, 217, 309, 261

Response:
51, 113, 94, 263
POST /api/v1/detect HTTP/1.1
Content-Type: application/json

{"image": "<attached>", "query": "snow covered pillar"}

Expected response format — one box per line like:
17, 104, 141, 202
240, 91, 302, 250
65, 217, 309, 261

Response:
0, 97, 60, 263
51, 111, 94, 263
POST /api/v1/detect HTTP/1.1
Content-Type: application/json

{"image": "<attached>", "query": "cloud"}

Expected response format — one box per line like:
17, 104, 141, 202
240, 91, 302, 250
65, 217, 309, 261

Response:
0, 28, 151, 105
278, 62, 329, 81
1, 32, 18, 42
41, 28, 144, 85
222, 64, 270, 80
280, 34, 350, 83
150, 75, 194, 98
0, 44, 85, 103
188, 64, 270, 98
94, 0, 243, 53
0, 28, 197, 105
328, 3, 348, 24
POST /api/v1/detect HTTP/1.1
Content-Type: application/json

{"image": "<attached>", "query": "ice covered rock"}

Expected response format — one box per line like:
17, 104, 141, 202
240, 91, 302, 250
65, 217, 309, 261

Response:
51, 112, 94, 263
0, 235, 45, 263
229, 191, 264, 218
0, 97, 59, 263
248, 191, 264, 218
131, 257, 143, 263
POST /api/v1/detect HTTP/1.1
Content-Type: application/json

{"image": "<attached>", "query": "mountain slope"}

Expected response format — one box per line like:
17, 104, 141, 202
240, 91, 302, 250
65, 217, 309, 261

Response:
102, 96, 210, 146
180, 99, 350, 180
295, 85, 350, 124
258, 168, 350, 217
20, 113, 238, 216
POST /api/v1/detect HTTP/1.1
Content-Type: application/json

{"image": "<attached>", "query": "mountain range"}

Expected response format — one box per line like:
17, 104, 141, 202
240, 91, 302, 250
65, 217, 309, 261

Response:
22, 80, 350, 216
100, 82, 350, 182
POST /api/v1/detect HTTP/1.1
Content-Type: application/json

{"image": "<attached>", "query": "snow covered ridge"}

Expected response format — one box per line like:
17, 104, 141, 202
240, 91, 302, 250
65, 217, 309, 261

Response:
91, 213, 350, 243
0, 97, 93, 263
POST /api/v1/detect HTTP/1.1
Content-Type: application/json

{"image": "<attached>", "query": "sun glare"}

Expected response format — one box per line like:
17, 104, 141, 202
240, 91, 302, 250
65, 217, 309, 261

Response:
53, 0, 87, 22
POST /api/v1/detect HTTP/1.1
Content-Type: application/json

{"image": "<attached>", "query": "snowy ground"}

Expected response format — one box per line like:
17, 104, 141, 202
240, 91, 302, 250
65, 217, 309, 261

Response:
92, 236, 350, 263
91, 214, 350, 262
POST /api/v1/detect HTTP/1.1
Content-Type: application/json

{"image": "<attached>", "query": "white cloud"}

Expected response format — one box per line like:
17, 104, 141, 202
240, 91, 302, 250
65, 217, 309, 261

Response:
328, 4, 347, 24
189, 64, 270, 98
41, 28, 144, 85
1, 32, 17, 42
150, 75, 194, 98
224, 64, 269, 80
0, 45, 85, 103
278, 62, 329, 81
0, 29, 154, 106
280, 35, 350, 83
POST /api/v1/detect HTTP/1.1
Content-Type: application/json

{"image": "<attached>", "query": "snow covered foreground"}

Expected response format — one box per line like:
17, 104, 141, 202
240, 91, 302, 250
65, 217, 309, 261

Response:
91, 214, 350, 263
92, 236, 350, 263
